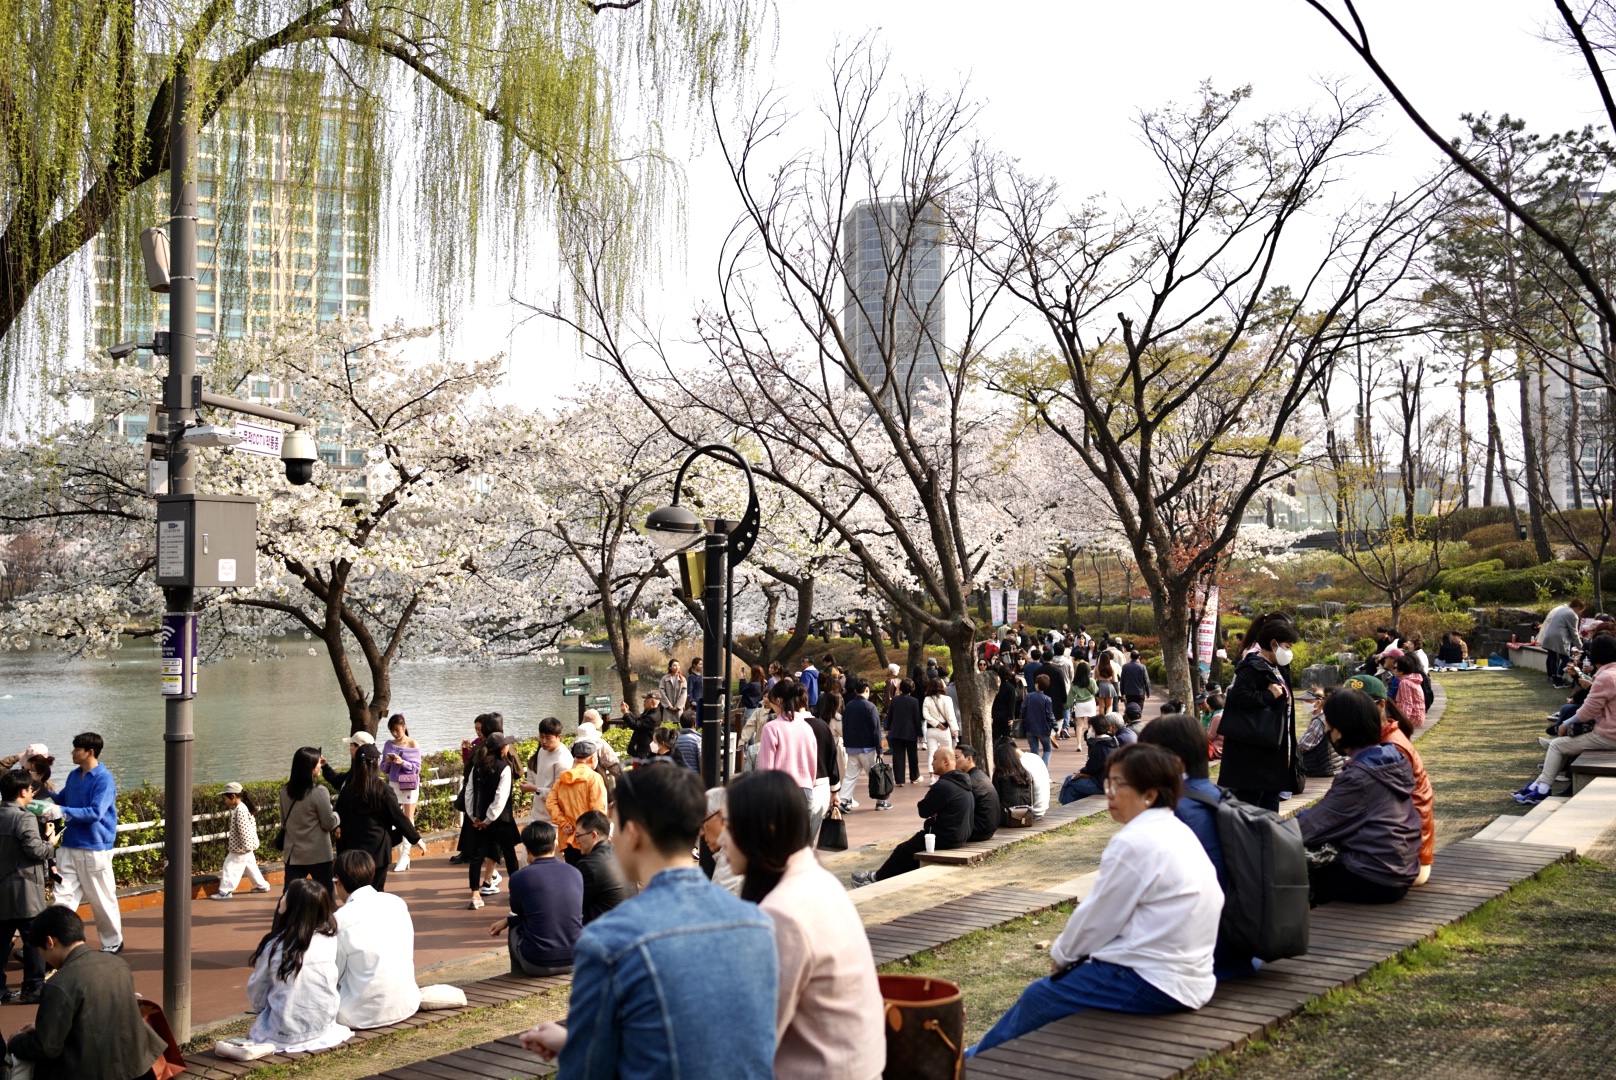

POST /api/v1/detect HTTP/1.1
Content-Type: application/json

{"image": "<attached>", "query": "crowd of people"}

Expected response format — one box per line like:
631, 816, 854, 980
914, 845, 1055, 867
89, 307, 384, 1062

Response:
1515, 603, 1616, 804
0, 608, 1481, 1078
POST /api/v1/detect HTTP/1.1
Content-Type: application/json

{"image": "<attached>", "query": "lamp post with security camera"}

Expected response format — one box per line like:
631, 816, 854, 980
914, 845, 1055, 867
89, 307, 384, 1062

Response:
123, 67, 319, 1043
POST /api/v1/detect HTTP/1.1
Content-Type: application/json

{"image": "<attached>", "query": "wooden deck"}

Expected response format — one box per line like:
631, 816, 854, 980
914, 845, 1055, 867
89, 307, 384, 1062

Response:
915, 797, 1104, 866
965, 837, 1573, 1079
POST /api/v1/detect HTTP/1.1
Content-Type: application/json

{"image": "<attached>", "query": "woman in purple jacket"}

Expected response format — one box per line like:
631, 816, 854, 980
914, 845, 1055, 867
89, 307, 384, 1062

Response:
1297, 689, 1420, 906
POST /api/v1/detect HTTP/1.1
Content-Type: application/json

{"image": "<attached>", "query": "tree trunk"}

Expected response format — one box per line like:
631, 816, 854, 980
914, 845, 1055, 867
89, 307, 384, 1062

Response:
1091, 552, 1105, 621
1518, 363, 1555, 562
1154, 584, 1195, 707
1458, 354, 1471, 508
944, 628, 988, 762
865, 609, 891, 671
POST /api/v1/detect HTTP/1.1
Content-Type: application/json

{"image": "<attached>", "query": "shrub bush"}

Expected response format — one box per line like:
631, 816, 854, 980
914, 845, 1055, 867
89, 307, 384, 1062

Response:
1478, 541, 1541, 569
1430, 559, 1592, 603
1462, 522, 1523, 549
1341, 606, 1476, 644
1432, 505, 1518, 541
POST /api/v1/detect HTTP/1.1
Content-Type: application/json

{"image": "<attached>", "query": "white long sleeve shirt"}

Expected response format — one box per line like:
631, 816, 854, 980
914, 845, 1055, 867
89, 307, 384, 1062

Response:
526, 745, 571, 823
1049, 807, 1222, 1009
334, 886, 423, 1029
1019, 752, 1050, 816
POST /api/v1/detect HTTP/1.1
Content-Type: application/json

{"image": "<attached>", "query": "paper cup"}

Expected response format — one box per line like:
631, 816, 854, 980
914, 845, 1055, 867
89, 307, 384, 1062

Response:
923, 833, 937, 853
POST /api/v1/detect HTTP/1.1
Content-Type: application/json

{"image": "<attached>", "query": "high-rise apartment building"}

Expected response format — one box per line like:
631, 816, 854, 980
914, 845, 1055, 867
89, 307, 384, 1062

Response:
93, 70, 371, 488
841, 199, 945, 401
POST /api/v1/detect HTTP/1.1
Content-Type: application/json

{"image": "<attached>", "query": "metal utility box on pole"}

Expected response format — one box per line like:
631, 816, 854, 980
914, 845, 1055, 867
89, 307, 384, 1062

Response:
162, 66, 198, 1044
155, 495, 260, 588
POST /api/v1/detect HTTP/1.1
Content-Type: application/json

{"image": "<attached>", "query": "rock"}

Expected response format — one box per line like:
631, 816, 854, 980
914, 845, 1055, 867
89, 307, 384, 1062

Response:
1302, 663, 1342, 687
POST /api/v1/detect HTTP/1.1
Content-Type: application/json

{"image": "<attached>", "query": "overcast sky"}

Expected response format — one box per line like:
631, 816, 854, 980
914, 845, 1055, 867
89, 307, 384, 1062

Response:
370, 0, 1603, 415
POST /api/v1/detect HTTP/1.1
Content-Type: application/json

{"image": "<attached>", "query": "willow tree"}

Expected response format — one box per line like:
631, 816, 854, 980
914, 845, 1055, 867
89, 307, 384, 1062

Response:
0, 0, 762, 401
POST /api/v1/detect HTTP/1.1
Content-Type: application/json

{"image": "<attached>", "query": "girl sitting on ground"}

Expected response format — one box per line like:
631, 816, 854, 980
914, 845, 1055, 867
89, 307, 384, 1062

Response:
968, 744, 1222, 1057
247, 877, 352, 1052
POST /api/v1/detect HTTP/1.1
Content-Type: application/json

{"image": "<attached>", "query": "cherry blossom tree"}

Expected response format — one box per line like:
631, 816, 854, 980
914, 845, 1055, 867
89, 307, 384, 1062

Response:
0, 323, 582, 733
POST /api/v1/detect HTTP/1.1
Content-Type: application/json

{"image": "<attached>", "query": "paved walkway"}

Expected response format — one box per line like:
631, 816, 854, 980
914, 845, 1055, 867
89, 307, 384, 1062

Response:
0, 710, 1118, 1034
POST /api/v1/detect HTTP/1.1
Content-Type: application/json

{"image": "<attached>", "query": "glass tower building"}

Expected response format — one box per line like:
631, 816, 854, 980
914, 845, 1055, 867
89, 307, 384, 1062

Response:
841, 199, 945, 402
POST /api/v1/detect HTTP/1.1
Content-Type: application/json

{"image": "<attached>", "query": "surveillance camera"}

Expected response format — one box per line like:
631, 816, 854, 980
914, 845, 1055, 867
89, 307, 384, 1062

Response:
140, 227, 171, 294
109, 341, 139, 360
280, 427, 317, 486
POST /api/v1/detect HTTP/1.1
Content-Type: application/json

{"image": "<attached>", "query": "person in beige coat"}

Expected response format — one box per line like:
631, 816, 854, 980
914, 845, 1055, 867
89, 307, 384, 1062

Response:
725, 770, 884, 1080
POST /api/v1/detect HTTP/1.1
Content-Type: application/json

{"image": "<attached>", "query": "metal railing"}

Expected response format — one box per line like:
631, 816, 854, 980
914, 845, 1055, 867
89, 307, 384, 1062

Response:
110, 774, 462, 857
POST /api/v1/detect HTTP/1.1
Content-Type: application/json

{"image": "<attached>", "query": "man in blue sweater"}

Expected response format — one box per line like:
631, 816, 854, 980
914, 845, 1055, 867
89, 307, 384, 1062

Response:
42, 732, 122, 953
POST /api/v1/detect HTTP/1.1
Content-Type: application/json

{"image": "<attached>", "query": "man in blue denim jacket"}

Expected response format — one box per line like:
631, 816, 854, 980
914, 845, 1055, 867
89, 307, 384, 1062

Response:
521, 765, 778, 1078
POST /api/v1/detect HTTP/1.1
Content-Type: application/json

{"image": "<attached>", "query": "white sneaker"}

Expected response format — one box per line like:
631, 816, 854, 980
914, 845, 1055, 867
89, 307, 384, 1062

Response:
843, 798, 860, 809
479, 880, 501, 896
490, 870, 502, 889
393, 852, 411, 872
208, 892, 233, 901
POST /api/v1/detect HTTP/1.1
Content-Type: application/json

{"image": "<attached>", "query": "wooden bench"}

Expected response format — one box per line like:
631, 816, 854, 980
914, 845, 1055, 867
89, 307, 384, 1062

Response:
177, 973, 571, 1078
914, 797, 1105, 866
1570, 750, 1616, 793
967, 837, 1572, 1080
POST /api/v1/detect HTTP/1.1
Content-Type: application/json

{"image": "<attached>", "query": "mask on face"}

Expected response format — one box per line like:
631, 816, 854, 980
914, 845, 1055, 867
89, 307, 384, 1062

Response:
1273, 645, 1295, 667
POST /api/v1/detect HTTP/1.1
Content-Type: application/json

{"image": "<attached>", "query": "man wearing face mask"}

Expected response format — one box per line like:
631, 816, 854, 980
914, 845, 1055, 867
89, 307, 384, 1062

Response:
1215, 612, 1301, 813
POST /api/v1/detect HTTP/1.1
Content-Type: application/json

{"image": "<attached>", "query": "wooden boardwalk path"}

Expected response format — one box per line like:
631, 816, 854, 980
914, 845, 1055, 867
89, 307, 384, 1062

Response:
966, 837, 1572, 1079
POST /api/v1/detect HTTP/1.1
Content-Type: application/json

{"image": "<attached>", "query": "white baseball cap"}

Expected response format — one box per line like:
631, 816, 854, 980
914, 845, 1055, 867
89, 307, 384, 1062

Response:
347, 731, 376, 748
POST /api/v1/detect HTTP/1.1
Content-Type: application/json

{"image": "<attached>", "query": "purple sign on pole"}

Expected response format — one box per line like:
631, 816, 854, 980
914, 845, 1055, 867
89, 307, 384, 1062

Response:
160, 612, 197, 698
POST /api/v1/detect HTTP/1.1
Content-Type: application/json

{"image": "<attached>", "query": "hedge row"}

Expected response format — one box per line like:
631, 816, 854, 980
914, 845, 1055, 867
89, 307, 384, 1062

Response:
1428, 558, 1595, 603
108, 728, 636, 889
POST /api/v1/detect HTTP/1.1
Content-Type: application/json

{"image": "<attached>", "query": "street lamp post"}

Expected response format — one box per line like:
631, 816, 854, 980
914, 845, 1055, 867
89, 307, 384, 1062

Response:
645, 445, 760, 788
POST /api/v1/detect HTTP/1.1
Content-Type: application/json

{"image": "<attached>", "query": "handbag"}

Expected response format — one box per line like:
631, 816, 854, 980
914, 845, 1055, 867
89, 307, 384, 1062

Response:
868, 755, 895, 801
270, 826, 286, 853
140, 998, 188, 1080
817, 800, 849, 851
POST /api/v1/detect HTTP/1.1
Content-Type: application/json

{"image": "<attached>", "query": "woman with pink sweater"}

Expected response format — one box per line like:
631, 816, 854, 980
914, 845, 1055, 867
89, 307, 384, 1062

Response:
758, 679, 819, 809
726, 769, 884, 1080
1393, 656, 1426, 729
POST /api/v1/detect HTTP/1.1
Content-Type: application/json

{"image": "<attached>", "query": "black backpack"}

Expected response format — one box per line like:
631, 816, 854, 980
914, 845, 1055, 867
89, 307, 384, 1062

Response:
868, 755, 895, 800
1183, 787, 1310, 962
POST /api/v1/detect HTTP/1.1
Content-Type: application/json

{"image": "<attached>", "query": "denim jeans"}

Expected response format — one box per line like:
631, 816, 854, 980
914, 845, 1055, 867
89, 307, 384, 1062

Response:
967, 959, 1185, 1057
1027, 732, 1054, 764
1059, 774, 1103, 804
560, 867, 777, 1080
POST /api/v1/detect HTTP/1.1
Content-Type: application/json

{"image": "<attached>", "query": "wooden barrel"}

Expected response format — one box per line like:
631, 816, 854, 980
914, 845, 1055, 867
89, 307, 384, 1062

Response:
878, 974, 964, 1080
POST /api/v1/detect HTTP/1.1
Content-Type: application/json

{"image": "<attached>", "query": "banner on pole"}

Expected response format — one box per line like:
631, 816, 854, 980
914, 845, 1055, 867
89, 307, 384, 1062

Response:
990, 588, 1005, 627
1196, 585, 1220, 676
1006, 588, 1019, 625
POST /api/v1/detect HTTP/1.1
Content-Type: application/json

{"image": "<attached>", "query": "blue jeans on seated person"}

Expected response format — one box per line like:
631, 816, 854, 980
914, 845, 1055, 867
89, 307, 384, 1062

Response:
967, 958, 1185, 1057
1059, 774, 1103, 804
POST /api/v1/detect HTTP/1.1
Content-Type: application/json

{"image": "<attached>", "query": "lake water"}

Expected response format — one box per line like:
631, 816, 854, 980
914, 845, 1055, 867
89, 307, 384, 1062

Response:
0, 643, 637, 788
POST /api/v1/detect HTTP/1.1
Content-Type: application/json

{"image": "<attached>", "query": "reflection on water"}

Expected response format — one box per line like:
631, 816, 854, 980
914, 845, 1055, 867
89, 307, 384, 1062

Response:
0, 643, 633, 787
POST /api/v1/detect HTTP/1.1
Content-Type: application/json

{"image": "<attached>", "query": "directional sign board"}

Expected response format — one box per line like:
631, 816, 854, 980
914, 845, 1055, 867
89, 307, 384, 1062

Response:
562, 686, 590, 697
588, 695, 612, 707
562, 675, 592, 688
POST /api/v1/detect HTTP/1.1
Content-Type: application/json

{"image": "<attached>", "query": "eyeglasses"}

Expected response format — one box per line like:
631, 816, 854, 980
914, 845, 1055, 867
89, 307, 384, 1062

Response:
1103, 778, 1135, 795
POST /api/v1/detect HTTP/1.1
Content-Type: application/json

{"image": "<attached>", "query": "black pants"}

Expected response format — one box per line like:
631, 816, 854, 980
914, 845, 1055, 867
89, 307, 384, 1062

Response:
875, 831, 930, 881
468, 822, 520, 890
0, 916, 45, 994
889, 739, 920, 785
284, 860, 334, 894
1232, 788, 1281, 813
1548, 651, 1570, 683
1309, 860, 1409, 907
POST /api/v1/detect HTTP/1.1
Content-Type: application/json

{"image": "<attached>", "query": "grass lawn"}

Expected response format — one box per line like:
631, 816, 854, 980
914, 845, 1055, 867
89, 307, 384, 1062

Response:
892, 667, 1609, 1072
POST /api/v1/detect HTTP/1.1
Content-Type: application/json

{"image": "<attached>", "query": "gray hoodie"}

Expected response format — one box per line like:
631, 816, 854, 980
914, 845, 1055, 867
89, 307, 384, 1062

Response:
1297, 743, 1420, 888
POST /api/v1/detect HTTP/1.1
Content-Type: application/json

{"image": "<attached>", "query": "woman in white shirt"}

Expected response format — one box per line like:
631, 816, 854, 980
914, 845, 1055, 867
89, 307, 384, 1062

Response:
966, 743, 1223, 1058
247, 877, 353, 1052
921, 677, 958, 783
